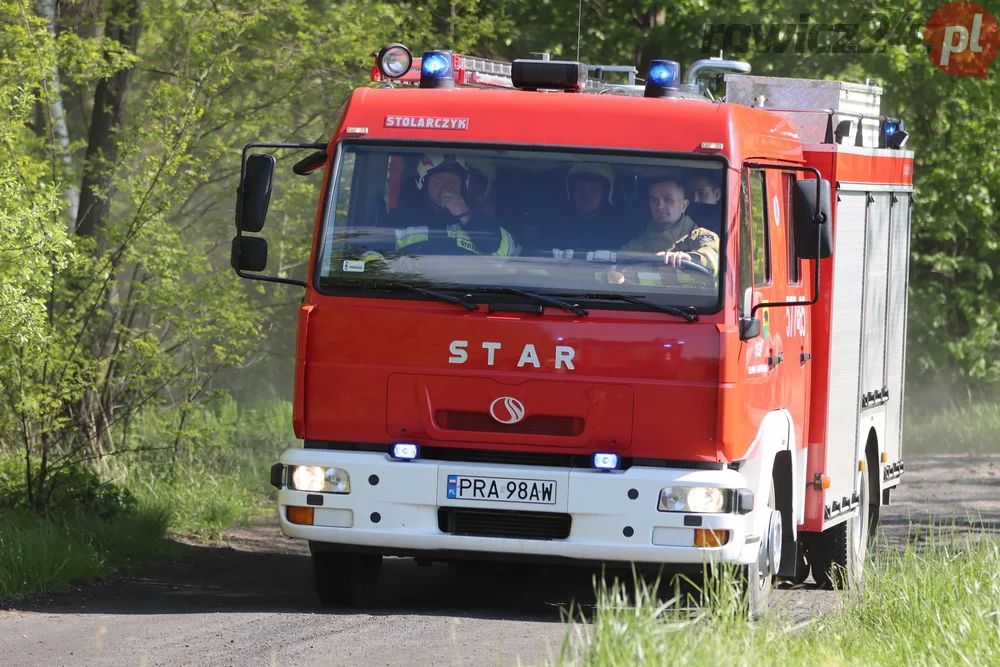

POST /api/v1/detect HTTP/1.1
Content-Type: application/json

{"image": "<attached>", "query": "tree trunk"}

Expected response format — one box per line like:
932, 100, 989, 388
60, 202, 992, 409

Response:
75, 0, 143, 238
449, 1, 457, 43
36, 0, 80, 229
633, 8, 667, 71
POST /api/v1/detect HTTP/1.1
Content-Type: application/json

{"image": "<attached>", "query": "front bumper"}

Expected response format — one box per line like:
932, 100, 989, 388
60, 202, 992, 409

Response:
275, 449, 759, 566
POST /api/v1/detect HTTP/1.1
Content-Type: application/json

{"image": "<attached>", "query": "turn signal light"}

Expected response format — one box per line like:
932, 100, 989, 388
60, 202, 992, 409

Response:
287, 506, 315, 525
694, 528, 729, 548
821, 475, 831, 489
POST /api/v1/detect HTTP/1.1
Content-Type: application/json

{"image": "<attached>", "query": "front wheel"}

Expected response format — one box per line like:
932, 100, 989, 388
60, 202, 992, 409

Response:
312, 549, 382, 606
744, 487, 779, 620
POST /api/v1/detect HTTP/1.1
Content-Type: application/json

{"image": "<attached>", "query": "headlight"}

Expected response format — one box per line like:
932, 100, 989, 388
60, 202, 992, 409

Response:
289, 465, 351, 494
658, 486, 730, 513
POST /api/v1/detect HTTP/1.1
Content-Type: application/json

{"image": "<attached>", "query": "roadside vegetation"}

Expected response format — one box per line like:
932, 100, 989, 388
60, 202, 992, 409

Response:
905, 401, 1000, 455
561, 530, 1000, 665
2, 0, 998, 613
0, 398, 291, 600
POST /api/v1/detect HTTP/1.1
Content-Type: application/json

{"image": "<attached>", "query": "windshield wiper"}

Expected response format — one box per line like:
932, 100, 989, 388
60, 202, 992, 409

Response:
384, 282, 478, 311
466, 287, 589, 316
568, 293, 698, 322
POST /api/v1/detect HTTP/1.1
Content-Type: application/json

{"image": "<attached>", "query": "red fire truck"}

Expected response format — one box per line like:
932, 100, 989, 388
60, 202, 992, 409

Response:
232, 45, 913, 616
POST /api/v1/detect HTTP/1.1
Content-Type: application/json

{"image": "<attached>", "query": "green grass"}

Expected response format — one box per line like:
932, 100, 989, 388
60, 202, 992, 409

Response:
0, 505, 172, 600
0, 398, 296, 600
905, 401, 1000, 455
120, 397, 296, 539
558, 531, 1000, 666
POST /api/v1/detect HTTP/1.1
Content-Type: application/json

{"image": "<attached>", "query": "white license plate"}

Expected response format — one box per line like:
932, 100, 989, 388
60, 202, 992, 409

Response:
446, 475, 556, 504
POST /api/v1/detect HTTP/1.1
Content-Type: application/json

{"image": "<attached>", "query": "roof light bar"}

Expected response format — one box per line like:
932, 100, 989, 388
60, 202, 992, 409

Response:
420, 51, 455, 88
644, 60, 681, 98
511, 59, 588, 92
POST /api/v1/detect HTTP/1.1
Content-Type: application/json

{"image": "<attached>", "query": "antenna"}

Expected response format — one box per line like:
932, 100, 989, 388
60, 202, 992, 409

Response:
576, 0, 582, 61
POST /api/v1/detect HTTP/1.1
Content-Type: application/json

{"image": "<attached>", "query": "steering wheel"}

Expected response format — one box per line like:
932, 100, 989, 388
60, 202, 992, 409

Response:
399, 237, 480, 256
677, 259, 714, 278
616, 255, 714, 278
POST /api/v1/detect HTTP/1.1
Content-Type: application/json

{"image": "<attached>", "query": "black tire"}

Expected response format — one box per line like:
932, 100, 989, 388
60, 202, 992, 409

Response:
868, 502, 881, 548
744, 486, 778, 620
807, 469, 869, 590
312, 550, 382, 606
790, 540, 810, 586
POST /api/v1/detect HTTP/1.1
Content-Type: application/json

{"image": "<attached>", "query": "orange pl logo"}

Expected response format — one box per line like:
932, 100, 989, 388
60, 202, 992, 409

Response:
924, 2, 1000, 78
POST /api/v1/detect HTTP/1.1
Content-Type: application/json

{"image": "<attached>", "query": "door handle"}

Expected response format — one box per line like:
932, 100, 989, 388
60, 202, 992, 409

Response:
768, 352, 784, 367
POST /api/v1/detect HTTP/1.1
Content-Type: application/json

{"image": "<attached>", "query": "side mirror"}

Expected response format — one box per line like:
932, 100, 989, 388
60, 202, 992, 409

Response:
739, 287, 761, 340
740, 317, 761, 340
236, 154, 276, 233
231, 236, 268, 272
292, 150, 328, 176
792, 178, 833, 259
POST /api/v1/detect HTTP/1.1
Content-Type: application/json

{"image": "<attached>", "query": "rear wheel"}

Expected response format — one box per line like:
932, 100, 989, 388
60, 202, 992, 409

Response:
312, 549, 382, 606
807, 469, 869, 590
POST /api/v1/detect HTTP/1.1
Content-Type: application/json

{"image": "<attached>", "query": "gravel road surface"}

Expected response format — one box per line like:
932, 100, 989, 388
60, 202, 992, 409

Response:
2, 455, 998, 666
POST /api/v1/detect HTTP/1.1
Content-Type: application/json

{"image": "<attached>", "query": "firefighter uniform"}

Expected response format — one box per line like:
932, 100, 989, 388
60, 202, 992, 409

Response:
615, 214, 720, 286
383, 153, 517, 258
385, 206, 515, 257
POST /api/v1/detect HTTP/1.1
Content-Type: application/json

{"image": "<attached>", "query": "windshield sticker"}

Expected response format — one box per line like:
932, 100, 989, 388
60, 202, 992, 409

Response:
384, 116, 470, 130
342, 260, 366, 272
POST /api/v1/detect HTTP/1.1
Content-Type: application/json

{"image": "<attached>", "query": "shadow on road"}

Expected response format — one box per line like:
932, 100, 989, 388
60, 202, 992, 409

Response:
8, 528, 625, 623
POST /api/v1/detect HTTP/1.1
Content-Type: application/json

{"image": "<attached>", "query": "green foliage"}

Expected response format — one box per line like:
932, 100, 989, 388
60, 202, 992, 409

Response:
560, 533, 1000, 665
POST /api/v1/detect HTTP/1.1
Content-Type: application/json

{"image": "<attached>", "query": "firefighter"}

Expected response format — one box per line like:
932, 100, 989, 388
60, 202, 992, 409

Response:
466, 158, 497, 220
382, 153, 516, 257
686, 171, 722, 205
536, 162, 620, 258
607, 178, 719, 285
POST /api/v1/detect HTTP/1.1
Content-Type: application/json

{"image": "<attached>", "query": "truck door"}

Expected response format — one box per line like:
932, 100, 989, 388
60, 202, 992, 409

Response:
769, 169, 810, 452
737, 167, 779, 411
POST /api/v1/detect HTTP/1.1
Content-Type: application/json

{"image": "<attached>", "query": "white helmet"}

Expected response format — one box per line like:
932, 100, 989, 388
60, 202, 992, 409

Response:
415, 153, 468, 190
466, 158, 495, 198
566, 162, 615, 205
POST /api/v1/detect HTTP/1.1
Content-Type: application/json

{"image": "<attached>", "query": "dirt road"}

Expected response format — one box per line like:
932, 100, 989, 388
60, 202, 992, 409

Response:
2, 455, 998, 666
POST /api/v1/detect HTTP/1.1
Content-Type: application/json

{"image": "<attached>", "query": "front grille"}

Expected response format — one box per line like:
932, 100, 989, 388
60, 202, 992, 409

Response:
438, 508, 572, 540
422, 446, 585, 468
304, 441, 726, 471
435, 410, 584, 436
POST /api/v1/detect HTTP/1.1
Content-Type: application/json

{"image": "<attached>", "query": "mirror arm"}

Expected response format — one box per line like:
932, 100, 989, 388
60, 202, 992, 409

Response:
232, 223, 308, 288
750, 221, 825, 320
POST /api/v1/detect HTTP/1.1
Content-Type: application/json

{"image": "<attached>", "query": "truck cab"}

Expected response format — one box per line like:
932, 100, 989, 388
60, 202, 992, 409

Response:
233, 47, 913, 616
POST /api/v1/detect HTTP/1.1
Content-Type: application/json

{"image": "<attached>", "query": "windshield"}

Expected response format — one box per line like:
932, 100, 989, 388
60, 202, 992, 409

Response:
316, 143, 725, 310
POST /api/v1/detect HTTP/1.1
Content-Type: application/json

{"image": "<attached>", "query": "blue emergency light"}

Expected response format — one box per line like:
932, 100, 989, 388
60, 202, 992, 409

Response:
419, 51, 455, 89
882, 118, 909, 149
644, 60, 681, 98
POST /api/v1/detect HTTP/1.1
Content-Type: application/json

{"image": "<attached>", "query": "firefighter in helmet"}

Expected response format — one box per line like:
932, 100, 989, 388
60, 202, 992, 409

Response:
607, 177, 719, 286
383, 152, 515, 257
466, 158, 498, 220
536, 162, 620, 259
